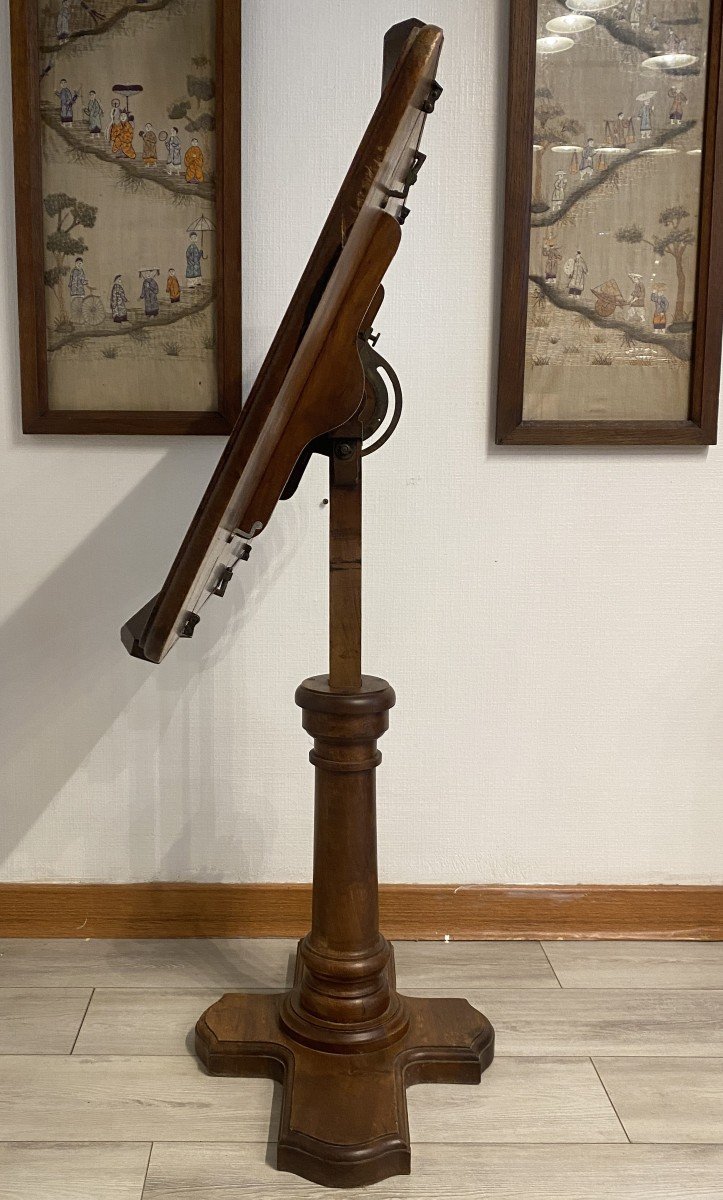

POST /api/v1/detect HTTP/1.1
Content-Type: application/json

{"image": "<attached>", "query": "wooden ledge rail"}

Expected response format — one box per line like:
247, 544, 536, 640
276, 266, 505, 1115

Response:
0, 883, 720, 939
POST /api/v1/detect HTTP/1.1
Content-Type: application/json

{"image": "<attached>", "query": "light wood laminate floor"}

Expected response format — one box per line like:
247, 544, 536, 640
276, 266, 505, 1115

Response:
0, 939, 721, 1198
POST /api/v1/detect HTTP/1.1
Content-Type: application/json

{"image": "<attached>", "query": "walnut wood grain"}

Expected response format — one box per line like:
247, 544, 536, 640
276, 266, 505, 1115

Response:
121, 22, 443, 663
1, 883, 721, 939
194, 672, 494, 1185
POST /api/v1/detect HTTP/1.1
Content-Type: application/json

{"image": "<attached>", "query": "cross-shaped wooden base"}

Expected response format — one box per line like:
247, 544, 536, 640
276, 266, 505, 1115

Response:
196, 946, 494, 1188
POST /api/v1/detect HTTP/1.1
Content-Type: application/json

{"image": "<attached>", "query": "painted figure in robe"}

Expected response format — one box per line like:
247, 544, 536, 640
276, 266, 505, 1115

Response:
56, 0, 71, 42
579, 138, 595, 178
626, 273, 646, 322
107, 98, 122, 143
166, 268, 181, 303
185, 232, 205, 288
141, 123, 158, 167
140, 273, 160, 317
565, 251, 589, 297
84, 91, 103, 136
56, 78, 79, 124
166, 127, 182, 172
110, 275, 129, 323
668, 88, 687, 125
68, 256, 87, 321
184, 139, 204, 183
112, 112, 136, 159
551, 171, 566, 212
651, 285, 669, 331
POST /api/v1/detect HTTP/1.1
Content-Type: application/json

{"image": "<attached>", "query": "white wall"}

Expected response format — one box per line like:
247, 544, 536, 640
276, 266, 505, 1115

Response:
1, 0, 721, 886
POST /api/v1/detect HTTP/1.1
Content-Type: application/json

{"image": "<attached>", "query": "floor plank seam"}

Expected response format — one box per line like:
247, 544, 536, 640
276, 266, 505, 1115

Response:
24, 983, 723, 991
69, 988, 95, 1056
139, 1142, 153, 1200
4, 1051, 720, 1060
538, 942, 564, 988
589, 1056, 632, 1144
5, 985, 723, 994
3, 1139, 723, 1146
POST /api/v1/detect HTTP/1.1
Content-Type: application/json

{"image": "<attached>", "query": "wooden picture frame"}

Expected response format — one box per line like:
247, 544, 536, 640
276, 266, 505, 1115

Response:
10, 0, 241, 435
496, 0, 723, 445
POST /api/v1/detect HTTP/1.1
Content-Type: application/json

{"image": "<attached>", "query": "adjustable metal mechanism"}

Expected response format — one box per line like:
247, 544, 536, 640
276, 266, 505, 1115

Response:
179, 612, 201, 639
231, 522, 263, 541
381, 149, 428, 216
357, 329, 404, 457
422, 81, 443, 114
210, 536, 254, 599
178, 528, 258, 639
330, 436, 362, 487
180, 336, 402, 640
212, 567, 234, 598
406, 149, 427, 187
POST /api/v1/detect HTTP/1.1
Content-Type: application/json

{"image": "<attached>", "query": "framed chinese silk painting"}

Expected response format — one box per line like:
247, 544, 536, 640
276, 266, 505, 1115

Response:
496, 0, 723, 445
10, 0, 241, 434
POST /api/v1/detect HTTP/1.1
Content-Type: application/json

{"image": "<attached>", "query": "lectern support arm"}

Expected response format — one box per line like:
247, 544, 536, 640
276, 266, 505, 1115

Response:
328, 436, 363, 692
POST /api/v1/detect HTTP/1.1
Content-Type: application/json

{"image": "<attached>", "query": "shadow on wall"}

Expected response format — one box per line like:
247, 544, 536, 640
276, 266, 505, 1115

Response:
0, 446, 306, 881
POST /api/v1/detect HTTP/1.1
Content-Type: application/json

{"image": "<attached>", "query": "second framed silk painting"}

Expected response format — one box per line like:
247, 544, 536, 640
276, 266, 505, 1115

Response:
497, 0, 723, 444
10, 0, 241, 434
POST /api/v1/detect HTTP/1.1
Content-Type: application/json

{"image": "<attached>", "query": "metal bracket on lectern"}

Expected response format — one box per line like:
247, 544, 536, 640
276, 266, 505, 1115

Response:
357, 330, 404, 458
179, 612, 201, 639
381, 149, 427, 213
422, 81, 443, 114
330, 437, 362, 487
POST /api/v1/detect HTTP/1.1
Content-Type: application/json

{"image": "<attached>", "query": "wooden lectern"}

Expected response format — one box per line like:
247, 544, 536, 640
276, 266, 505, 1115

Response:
122, 20, 494, 1188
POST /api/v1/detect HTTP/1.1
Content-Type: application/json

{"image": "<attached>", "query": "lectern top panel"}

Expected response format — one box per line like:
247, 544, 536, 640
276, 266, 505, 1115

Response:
122, 22, 443, 664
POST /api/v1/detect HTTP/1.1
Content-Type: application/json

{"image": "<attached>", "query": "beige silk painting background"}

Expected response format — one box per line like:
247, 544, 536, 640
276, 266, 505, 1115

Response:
523, 0, 709, 421
38, 0, 218, 412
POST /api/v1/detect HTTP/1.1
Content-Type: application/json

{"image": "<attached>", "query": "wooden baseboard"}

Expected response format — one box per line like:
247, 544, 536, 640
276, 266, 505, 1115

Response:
0, 883, 720, 939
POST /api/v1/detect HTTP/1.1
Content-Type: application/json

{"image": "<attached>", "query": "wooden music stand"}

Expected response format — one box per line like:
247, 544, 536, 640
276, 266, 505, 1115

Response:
122, 21, 494, 1188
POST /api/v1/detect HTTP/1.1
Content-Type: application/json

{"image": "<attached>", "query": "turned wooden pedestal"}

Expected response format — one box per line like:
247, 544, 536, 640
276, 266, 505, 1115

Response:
195, 441, 494, 1187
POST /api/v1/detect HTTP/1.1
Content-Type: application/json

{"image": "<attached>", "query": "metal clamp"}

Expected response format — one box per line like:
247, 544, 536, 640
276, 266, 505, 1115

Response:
357, 332, 404, 458
421, 81, 443, 114
212, 566, 234, 598
179, 612, 201, 639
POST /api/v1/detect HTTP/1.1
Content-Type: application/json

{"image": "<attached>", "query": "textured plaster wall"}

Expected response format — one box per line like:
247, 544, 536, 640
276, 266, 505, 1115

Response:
0, 0, 721, 884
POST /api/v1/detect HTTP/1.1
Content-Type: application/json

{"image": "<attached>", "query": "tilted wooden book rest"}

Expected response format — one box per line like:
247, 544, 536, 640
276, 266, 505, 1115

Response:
122, 20, 494, 1188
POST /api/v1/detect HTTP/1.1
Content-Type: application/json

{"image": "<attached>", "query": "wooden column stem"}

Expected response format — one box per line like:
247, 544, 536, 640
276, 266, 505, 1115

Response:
195, 420, 493, 1187
328, 439, 363, 691
278, 440, 408, 1050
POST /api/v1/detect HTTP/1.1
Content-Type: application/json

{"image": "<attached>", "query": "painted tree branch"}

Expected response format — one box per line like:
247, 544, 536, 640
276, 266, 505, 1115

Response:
49, 285, 214, 352
39, 0, 179, 56
551, 0, 654, 55
42, 110, 214, 201
532, 121, 695, 228
529, 275, 691, 361
552, 0, 701, 72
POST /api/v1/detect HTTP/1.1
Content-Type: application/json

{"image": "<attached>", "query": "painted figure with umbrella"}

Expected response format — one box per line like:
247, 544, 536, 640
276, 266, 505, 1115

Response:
112, 82, 143, 119
139, 268, 160, 317
185, 232, 206, 290
636, 91, 656, 139
186, 213, 215, 253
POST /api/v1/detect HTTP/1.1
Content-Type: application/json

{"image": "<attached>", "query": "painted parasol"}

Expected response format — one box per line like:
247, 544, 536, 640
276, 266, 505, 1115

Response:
186, 213, 216, 251
112, 83, 143, 116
